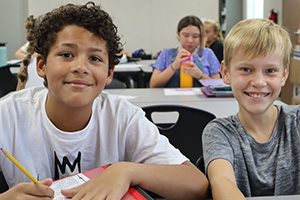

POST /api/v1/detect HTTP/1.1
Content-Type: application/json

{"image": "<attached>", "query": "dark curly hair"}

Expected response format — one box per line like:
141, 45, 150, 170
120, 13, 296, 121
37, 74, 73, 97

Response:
18, 1, 121, 89
36, 1, 121, 67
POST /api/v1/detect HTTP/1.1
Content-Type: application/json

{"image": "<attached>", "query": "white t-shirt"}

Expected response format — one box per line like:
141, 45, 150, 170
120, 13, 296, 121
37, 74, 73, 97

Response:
0, 87, 187, 188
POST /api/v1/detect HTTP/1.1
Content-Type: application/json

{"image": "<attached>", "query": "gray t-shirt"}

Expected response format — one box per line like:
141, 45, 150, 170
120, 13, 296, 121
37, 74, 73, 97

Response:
203, 105, 300, 197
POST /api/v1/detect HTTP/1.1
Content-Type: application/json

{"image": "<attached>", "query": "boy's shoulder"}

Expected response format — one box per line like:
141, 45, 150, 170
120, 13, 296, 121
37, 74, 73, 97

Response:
204, 114, 240, 133
278, 104, 300, 119
0, 87, 47, 103
97, 91, 140, 111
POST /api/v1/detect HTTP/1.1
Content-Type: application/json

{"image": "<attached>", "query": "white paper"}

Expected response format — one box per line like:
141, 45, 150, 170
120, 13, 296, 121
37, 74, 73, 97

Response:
50, 174, 90, 200
164, 88, 202, 96
109, 94, 137, 100
115, 64, 143, 69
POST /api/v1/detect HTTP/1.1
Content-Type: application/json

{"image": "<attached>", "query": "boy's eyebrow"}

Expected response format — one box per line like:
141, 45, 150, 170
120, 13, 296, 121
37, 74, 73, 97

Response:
60, 43, 107, 56
89, 47, 107, 56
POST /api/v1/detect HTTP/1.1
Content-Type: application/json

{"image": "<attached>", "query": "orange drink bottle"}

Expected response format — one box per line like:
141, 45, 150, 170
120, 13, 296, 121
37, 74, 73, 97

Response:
180, 56, 193, 88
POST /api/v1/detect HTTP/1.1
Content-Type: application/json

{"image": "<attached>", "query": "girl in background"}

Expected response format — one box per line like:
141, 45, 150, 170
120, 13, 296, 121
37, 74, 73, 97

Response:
204, 19, 224, 63
150, 16, 220, 88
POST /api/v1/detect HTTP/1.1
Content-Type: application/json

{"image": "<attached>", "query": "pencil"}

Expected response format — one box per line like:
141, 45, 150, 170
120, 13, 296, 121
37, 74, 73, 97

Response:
1, 148, 40, 184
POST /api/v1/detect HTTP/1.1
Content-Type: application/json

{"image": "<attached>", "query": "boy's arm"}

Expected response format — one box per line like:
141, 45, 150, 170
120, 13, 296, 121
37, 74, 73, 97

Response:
207, 159, 246, 200
131, 161, 209, 200
62, 161, 209, 200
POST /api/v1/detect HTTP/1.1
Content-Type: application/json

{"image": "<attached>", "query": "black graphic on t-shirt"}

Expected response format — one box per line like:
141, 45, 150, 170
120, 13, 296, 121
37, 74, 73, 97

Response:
54, 151, 81, 180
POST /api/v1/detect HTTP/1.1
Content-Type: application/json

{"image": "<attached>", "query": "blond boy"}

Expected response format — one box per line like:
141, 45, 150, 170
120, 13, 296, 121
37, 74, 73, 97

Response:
203, 19, 300, 199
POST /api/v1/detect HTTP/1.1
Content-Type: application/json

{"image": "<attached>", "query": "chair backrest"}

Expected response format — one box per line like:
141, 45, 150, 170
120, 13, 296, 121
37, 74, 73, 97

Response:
0, 171, 8, 193
195, 156, 205, 173
142, 105, 216, 164
104, 78, 127, 89
0, 65, 18, 98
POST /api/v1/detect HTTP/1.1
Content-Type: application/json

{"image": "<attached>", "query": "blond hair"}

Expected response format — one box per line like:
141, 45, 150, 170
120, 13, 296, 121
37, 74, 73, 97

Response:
224, 19, 292, 68
204, 19, 224, 43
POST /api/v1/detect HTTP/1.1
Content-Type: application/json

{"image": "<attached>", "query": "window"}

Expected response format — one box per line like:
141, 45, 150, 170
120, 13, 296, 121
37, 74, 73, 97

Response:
246, 0, 264, 19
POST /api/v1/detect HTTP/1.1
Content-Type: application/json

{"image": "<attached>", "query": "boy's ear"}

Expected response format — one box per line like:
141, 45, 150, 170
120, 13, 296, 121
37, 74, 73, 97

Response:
36, 54, 46, 78
105, 65, 115, 85
281, 65, 289, 87
221, 61, 231, 84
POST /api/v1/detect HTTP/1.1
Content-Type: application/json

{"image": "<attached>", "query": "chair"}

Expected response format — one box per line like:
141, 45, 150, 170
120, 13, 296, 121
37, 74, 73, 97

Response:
196, 156, 205, 173
104, 78, 127, 89
142, 105, 216, 164
0, 65, 18, 98
0, 171, 8, 193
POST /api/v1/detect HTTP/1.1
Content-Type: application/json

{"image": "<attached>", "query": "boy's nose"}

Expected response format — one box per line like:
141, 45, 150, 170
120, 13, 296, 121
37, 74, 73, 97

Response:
251, 73, 267, 87
72, 58, 89, 74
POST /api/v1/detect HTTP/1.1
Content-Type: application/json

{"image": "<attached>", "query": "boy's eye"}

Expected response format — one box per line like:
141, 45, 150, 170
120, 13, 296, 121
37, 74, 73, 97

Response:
60, 53, 73, 58
241, 68, 251, 72
89, 56, 102, 62
266, 68, 276, 73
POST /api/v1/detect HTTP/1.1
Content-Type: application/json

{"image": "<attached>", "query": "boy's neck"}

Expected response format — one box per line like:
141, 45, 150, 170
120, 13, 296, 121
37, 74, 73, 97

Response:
237, 105, 278, 143
45, 99, 93, 132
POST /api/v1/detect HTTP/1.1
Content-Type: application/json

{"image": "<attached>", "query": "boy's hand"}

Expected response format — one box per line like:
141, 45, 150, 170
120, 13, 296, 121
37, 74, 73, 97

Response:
61, 162, 132, 200
0, 178, 54, 200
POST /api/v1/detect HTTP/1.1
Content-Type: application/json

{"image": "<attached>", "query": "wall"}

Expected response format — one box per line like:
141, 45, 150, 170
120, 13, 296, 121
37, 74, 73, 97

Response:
27, 0, 219, 57
225, 0, 243, 35
0, 0, 28, 60
264, 0, 282, 25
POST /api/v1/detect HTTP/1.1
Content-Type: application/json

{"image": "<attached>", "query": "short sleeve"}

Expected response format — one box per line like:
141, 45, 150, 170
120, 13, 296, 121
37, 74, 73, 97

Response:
202, 48, 220, 76
202, 119, 235, 172
152, 48, 173, 72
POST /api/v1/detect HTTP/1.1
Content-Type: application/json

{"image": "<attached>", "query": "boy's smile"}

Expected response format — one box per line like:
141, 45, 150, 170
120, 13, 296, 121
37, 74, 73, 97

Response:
37, 25, 113, 110
222, 49, 289, 116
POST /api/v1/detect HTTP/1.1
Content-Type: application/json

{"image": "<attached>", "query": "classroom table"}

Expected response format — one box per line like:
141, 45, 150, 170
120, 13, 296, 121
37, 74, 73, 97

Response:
104, 88, 286, 118
112, 60, 154, 88
247, 195, 300, 200
155, 193, 300, 199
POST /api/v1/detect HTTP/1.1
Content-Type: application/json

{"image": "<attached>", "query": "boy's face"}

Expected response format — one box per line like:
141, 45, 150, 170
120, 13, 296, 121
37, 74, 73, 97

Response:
37, 25, 113, 109
221, 49, 289, 116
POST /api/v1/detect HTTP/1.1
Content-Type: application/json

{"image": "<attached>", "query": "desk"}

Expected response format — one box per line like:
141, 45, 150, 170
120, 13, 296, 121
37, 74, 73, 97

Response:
113, 60, 154, 88
247, 195, 300, 199
105, 88, 237, 118
104, 88, 286, 118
